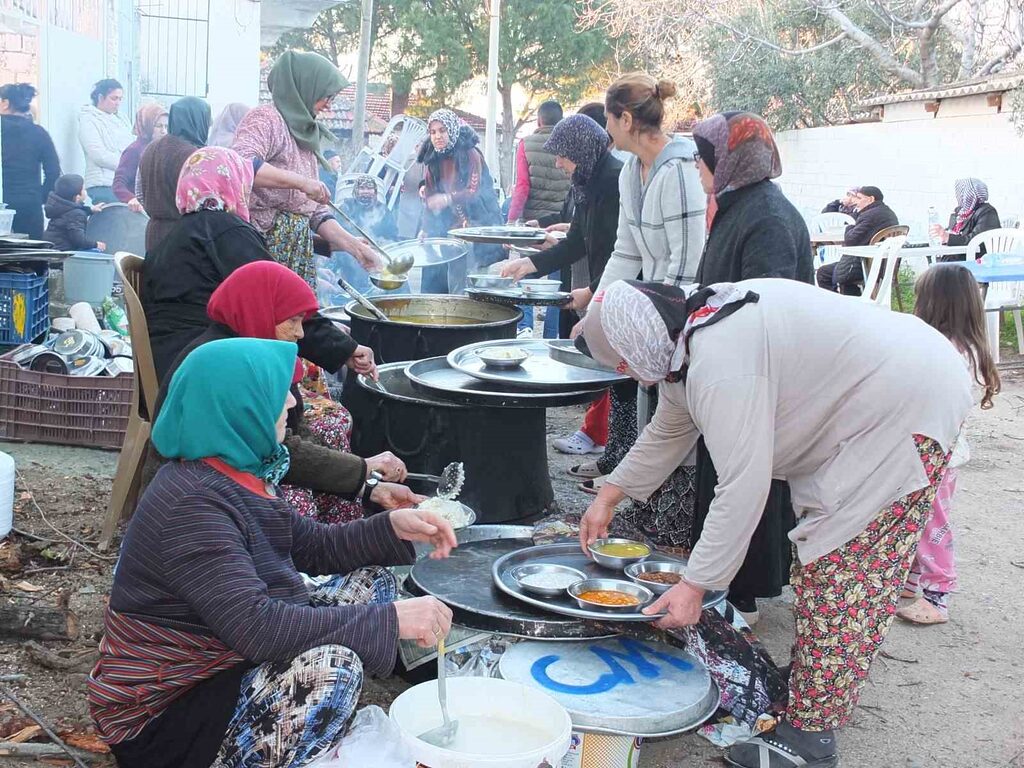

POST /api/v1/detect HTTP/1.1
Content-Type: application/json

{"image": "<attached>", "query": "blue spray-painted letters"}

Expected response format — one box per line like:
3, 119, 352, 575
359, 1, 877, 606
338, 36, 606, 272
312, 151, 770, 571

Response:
530, 638, 693, 695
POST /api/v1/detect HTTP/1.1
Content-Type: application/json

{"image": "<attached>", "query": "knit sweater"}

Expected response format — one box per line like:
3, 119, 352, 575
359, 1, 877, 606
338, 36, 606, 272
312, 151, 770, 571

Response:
78, 105, 133, 189
596, 137, 706, 291
89, 460, 413, 744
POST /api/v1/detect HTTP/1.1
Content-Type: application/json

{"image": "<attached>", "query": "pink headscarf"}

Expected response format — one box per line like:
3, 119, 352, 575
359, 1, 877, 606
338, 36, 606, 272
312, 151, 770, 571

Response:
175, 146, 254, 222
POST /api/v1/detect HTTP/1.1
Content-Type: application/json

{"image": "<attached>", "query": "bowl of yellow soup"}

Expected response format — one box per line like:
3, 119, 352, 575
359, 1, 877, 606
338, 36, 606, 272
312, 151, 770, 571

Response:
587, 538, 651, 570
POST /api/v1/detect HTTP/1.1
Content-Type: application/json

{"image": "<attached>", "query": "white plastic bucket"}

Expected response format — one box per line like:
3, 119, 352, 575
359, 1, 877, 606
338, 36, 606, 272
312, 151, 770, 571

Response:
389, 676, 572, 768
0, 452, 14, 539
561, 731, 642, 768
0, 208, 14, 236
64, 251, 115, 306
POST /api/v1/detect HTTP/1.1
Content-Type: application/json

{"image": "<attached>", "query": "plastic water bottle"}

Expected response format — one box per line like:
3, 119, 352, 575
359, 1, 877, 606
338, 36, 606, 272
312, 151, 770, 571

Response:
927, 207, 941, 246
0, 452, 14, 540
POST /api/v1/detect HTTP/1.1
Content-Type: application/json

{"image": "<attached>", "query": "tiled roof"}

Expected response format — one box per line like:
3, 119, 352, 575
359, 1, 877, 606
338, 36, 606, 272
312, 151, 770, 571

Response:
258, 57, 390, 134
859, 71, 1024, 108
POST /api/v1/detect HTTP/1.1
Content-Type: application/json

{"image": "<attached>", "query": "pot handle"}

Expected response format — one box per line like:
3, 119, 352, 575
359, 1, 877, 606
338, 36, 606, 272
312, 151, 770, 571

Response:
381, 403, 438, 458
368, 324, 386, 364
414, 330, 430, 359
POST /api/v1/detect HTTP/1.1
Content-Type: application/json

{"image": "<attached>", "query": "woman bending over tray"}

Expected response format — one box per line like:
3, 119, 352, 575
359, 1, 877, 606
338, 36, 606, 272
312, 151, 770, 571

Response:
89, 338, 456, 768
578, 278, 971, 768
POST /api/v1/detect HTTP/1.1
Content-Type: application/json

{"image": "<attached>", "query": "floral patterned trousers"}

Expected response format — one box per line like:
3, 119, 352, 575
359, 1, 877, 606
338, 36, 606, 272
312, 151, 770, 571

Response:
787, 435, 949, 731
213, 567, 397, 767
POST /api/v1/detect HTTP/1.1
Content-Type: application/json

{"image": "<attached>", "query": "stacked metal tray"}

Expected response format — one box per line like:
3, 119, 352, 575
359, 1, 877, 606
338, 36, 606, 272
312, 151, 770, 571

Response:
466, 287, 572, 308
446, 339, 626, 389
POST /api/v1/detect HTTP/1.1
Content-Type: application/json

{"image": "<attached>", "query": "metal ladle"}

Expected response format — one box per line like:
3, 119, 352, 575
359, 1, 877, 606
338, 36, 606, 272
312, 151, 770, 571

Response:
326, 200, 415, 276
337, 277, 389, 322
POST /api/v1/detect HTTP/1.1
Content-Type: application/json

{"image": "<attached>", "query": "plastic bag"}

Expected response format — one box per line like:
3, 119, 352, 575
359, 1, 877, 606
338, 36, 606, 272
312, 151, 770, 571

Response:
307, 705, 415, 768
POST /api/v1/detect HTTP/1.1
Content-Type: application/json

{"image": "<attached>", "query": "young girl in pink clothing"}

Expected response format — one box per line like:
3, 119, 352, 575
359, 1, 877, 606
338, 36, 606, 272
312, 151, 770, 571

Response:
900, 263, 1001, 624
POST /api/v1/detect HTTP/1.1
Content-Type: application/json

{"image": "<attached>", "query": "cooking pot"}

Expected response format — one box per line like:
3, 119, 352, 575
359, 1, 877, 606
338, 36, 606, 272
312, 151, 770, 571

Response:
338, 295, 521, 364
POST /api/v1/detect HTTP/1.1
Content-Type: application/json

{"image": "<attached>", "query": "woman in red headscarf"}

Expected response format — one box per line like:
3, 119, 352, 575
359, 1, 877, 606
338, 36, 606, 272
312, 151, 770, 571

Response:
156, 261, 419, 522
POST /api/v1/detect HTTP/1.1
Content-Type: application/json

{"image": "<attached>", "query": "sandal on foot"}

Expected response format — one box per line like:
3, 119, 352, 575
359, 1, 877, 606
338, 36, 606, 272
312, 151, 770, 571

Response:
725, 731, 838, 768
897, 597, 948, 625
568, 462, 602, 479
579, 477, 606, 495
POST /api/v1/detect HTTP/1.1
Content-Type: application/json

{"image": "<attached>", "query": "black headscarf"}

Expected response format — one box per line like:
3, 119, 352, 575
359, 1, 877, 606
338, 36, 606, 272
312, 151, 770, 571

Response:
543, 114, 610, 205
169, 97, 212, 148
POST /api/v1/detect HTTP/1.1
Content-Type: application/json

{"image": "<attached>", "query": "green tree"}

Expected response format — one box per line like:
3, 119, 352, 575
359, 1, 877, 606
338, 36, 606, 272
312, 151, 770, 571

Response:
275, 0, 617, 183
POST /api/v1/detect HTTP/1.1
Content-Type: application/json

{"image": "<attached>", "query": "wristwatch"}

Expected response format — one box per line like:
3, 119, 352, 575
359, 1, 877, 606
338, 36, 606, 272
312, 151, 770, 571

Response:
362, 470, 383, 508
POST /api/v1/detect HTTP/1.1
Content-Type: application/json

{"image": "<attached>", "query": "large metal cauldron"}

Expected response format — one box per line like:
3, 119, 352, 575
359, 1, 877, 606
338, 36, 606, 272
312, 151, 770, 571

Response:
344, 296, 521, 365
342, 362, 554, 525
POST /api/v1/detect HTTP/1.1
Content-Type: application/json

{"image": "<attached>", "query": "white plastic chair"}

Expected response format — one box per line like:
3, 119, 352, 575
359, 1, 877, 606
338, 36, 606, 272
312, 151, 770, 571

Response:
345, 115, 428, 210
859, 236, 906, 309
810, 212, 855, 233
968, 228, 1024, 360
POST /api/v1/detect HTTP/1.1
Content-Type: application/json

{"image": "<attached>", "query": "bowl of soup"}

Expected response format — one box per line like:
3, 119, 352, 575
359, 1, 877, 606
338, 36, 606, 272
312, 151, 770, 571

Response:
568, 578, 654, 613
588, 538, 652, 569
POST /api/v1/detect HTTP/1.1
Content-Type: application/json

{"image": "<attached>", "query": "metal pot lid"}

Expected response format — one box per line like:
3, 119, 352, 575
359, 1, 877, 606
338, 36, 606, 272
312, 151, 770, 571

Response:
449, 226, 548, 245
383, 238, 468, 267
344, 295, 520, 326
499, 639, 719, 736
10, 344, 49, 367
448, 339, 627, 390
29, 351, 69, 374
406, 357, 607, 408
53, 330, 104, 359
67, 356, 108, 377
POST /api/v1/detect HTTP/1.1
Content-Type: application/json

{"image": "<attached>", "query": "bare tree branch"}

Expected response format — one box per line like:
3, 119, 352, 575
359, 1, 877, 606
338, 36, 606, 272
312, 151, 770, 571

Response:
715, 19, 849, 54
816, 2, 926, 85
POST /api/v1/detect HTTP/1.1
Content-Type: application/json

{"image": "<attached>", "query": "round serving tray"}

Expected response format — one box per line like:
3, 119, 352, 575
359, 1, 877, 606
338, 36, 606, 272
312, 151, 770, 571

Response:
492, 542, 727, 622
405, 357, 607, 408
466, 287, 572, 308
449, 225, 548, 245
447, 339, 627, 390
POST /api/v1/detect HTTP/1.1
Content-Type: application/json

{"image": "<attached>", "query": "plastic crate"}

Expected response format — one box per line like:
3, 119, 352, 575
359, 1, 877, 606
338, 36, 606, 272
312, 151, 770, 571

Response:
0, 266, 49, 346
0, 349, 133, 450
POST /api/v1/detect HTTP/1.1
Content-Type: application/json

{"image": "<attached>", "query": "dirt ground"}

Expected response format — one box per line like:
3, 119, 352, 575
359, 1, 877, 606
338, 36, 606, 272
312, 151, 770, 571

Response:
0, 372, 1022, 767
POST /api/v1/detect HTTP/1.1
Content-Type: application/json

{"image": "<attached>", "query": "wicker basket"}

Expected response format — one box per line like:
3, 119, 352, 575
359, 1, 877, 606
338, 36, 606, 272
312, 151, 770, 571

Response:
0, 348, 133, 450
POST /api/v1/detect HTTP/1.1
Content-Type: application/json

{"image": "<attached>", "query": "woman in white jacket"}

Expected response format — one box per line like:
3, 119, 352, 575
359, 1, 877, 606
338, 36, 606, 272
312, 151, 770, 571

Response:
78, 79, 133, 203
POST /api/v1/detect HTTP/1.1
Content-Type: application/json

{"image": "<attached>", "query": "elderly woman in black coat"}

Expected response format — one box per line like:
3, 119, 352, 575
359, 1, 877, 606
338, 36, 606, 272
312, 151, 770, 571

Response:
690, 110, 812, 623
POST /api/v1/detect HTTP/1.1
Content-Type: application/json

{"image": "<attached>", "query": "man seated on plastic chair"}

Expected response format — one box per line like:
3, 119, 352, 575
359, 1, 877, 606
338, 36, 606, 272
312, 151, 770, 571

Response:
317, 175, 406, 306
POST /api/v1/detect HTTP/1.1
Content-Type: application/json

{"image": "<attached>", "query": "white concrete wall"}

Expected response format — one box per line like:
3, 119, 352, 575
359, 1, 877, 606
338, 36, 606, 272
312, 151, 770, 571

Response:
205, 0, 260, 119
775, 104, 1024, 238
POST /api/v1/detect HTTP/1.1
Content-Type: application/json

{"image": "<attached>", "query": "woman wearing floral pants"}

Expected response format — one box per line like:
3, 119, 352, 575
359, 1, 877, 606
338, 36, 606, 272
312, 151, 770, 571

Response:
576, 278, 972, 767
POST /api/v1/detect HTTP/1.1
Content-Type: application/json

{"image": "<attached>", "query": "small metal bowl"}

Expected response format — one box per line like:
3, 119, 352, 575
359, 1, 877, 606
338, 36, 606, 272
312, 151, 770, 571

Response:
476, 347, 531, 370
520, 278, 562, 295
368, 271, 408, 291
588, 538, 652, 570
625, 561, 687, 595
468, 273, 515, 290
510, 564, 586, 598
568, 578, 654, 612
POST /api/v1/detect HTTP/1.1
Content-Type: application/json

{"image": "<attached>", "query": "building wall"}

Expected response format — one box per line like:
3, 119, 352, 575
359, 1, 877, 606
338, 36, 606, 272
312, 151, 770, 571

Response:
0, 28, 39, 86
775, 102, 1024, 236
205, 0, 260, 119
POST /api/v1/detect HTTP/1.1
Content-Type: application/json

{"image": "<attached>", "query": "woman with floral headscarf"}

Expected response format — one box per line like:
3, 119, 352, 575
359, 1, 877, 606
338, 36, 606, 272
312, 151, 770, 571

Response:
579, 277, 971, 768
417, 107, 502, 293
113, 102, 167, 211
142, 146, 374, 386
689, 111, 813, 622
90, 337, 455, 768
930, 177, 1001, 258
233, 51, 379, 287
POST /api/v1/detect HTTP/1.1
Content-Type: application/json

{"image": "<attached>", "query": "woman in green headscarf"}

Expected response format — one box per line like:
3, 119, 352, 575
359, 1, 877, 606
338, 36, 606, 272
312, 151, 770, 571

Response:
233, 50, 380, 287
90, 337, 456, 768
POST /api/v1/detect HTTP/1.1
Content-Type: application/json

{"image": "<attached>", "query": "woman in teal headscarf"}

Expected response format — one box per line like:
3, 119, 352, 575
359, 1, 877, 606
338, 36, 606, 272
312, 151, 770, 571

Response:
233, 50, 380, 287
90, 338, 456, 768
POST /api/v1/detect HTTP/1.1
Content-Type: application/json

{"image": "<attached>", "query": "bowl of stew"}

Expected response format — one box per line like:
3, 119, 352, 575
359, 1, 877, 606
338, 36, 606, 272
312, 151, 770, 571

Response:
587, 538, 652, 569
624, 561, 687, 595
567, 578, 654, 613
